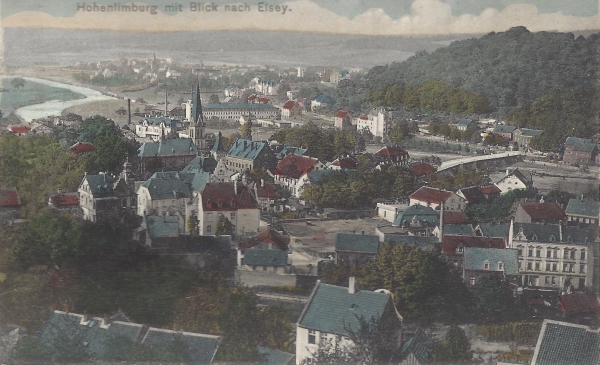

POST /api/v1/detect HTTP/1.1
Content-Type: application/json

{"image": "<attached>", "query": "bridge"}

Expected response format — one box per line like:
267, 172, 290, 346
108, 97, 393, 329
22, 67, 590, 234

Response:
437, 151, 524, 173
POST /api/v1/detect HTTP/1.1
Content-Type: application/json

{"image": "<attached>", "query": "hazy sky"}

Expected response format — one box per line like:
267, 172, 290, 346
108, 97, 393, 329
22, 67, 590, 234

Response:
1, 0, 598, 35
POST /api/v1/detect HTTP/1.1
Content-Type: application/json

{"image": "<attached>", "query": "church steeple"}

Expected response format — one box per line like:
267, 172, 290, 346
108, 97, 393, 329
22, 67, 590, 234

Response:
189, 83, 205, 151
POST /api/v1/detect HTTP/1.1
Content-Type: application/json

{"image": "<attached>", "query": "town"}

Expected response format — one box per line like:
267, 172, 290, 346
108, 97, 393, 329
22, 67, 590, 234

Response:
0, 26, 599, 365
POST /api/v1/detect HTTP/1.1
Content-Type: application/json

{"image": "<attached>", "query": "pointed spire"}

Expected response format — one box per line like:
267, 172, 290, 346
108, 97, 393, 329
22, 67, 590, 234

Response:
191, 82, 203, 125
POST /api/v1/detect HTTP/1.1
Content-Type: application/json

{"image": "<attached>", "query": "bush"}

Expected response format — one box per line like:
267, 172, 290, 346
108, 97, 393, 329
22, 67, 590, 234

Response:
475, 321, 542, 345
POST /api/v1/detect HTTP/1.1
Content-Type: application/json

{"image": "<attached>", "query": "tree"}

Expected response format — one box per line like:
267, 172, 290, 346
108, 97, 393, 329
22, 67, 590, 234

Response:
11, 77, 26, 89
215, 290, 261, 362
186, 214, 198, 235
241, 120, 252, 140
471, 276, 527, 322
216, 215, 234, 236
433, 325, 472, 363
209, 94, 220, 103
388, 121, 411, 144
115, 107, 127, 116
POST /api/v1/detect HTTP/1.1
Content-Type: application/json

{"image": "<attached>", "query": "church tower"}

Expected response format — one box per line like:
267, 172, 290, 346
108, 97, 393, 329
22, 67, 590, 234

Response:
188, 83, 205, 151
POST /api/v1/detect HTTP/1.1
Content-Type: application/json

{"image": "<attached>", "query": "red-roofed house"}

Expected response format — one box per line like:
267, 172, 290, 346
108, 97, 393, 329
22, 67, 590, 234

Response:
558, 292, 600, 316
249, 180, 278, 212
197, 182, 260, 237
409, 186, 465, 211
375, 146, 410, 167
515, 202, 567, 224
334, 110, 352, 130
8, 125, 31, 136
69, 142, 95, 154
479, 185, 501, 200
48, 192, 80, 214
256, 97, 270, 104
329, 156, 357, 170
0, 187, 21, 207
237, 226, 291, 273
443, 211, 468, 224
273, 154, 326, 198
281, 100, 302, 119
442, 235, 506, 268
408, 162, 437, 177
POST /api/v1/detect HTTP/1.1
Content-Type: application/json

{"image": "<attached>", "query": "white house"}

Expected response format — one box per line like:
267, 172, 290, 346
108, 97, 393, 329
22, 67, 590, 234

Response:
409, 186, 466, 211
135, 117, 183, 141
494, 168, 533, 193
136, 171, 192, 217
356, 108, 389, 138
273, 154, 326, 198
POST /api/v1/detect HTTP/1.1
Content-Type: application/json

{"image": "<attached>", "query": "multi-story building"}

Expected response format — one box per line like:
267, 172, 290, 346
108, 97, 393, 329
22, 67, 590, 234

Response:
281, 100, 302, 119
565, 198, 599, 226
198, 103, 280, 121
409, 186, 466, 211
225, 139, 278, 175
356, 108, 389, 138
78, 172, 120, 223
273, 154, 326, 198
513, 128, 542, 149
563, 136, 597, 165
136, 171, 193, 217
334, 110, 352, 130
135, 117, 184, 141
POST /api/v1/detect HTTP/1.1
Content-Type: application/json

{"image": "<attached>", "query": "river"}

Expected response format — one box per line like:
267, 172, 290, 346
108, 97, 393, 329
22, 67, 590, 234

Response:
15, 77, 115, 122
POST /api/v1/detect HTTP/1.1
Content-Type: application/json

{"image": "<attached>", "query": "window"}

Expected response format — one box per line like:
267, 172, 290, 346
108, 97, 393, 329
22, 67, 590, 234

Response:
546, 249, 552, 258
551, 277, 557, 285
308, 330, 316, 344
469, 276, 475, 286
517, 246, 523, 256
231, 212, 236, 220
581, 250, 586, 260
578, 278, 585, 289
552, 263, 557, 272
570, 250, 576, 260
564, 248, 569, 258
498, 262, 504, 271
527, 262, 532, 271
553, 249, 558, 259
207, 212, 213, 222
545, 263, 550, 272
563, 263, 569, 272
570, 263, 575, 273
535, 262, 540, 271
545, 276, 550, 285
549, 235, 555, 242
206, 225, 212, 234
532, 234, 538, 241
484, 261, 490, 270
536, 248, 541, 258
580, 265, 586, 274
528, 247, 533, 257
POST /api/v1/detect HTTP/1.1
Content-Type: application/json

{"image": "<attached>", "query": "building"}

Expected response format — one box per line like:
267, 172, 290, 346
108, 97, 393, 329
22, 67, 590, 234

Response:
201, 103, 280, 121
455, 118, 475, 131
457, 185, 500, 205
248, 180, 278, 212
442, 235, 506, 269
509, 222, 597, 290
376, 202, 409, 223
328, 156, 357, 170
136, 171, 193, 217
196, 182, 260, 237
273, 154, 326, 198
408, 162, 437, 179
391, 328, 433, 365
393, 204, 439, 229
514, 202, 567, 224
531, 319, 600, 365
375, 146, 410, 167
334, 233, 380, 265
138, 138, 199, 177
329, 70, 350, 84
38, 311, 221, 364
238, 227, 291, 273
409, 187, 465, 211
565, 198, 600, 226
78, 173, 120, 222
494, 168, 533, 193
463, 247, 519, 286
563, 136, 597, 165
223, 83, 243, 98
274, 145, 308, 160
281, 100, 302, 119
310, 94, 333, 111
225, 139, 278, 175
69, 142, 95, 154
356, 108, 389, 138
493, 124, 517, 141
334, 110, 352, 130
513, 128, 542, 149
0, 187, 21, 209
48, 192, 80, 213
135, 117, 184, 141
295, 279, 402, 365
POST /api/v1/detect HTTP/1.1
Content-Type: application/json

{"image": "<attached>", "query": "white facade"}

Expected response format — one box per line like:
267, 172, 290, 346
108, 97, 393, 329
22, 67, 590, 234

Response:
376, 203, 408, 223
295, 327, 354, 365
409, 192, 465, 211
199, 208, 260, 237
355, 109, 388, 138
495, 171, 530, 193
135, 118, 180, 141
136, 185, 188, 217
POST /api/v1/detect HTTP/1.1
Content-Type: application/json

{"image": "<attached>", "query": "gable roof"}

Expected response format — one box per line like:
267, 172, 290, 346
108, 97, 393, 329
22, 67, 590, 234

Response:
493, 125, 517, 133
282, 100, 296, 110
82, 173, 114, 197
442, 235, 505, 254
243, 249, 288, 267
458, 186, 486, 204
69, 142, 95, 154
335, 110, 350, 119
393, 328, 433, 365
334, 233, 380, 254
393, 204, 439, 227
330, 156, 357, 169
443, 211, 467, 224
442, 223, 474, 236
519, 128, 543, 137
181, 156, 216, 174
0, 187, 21, 207
227, 139, 269, 161
568, 142, 597, 153
249, 180, 278, 199
274, 154, 322, 179
519, 203, 567, 221
565, 198, 600, 218
476, 223, 510, 239
312, 94, 332, 104
201, 183, 259, 211
565, 136, 593, 146
8, 125, 31, 134
138, 138, 198, 157
239, 226, 290, 251
409, 187, 455, 205
408, 162, 437, 176
558, 292, 600, 316
496, 168, 532, 186
480, 184, 501, 195
139, 117, 180, 127
306, 169, 339, 184
514, 223, 596, 244
384, 235, 438, 251
532, 320, 600, 365
211, 132, 228, 153
275, 145, 307, 160
48, 193, 79, 208
258, 346, 295, 365
464, 247, 519, 275
456, 118, 474, 127
297, 281, 392, 336
140, 171, 192, 200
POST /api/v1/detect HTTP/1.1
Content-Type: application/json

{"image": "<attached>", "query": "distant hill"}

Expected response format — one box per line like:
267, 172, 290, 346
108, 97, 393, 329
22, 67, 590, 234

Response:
352, 26, 599, 115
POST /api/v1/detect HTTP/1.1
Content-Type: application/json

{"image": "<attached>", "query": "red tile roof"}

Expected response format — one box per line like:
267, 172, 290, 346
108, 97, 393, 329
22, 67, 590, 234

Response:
239, 226, 290, 251
9, 125, 31, 134
247, 94, 257, 101
49, 194, 80, 207
359, 115, 368, 120
257, 97, 270, 104
376, 146, 409, 158
335, 110, 349, 119
480, 185, 501, 196
559, 292, 600, 316
274, 154, 321, 179
443, 211, 467, 224
0, 187, 21, 207
442, 235, 505, 255
408, 162, 437, 176
251, 181, 278, 199
520, 203, 567, 221
331, 156, 357, 169
282, 100, 296, 110
409, 187, 453, 205
69, 142, 95, 154
201, 183, 259, 211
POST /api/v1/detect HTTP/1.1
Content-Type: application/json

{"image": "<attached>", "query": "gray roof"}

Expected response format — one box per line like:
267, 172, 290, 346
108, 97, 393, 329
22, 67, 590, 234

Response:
456, 118, 474, 127
181, 156, 216, 174
565, 136, 593, 146
384, 235, 438, 251
335, 233, 380, 254
298, 281, 392, 336
493, 125, 517, 133
204, 103, 277, 110
476, 223, 510, 239
139, 117, 181, 127
243, 249, 287, 266
83, 173, 114, 197
306, 169, 339, 184
464, 247, 519, 275
394, 328, 433, 365
258, 346, 295, 365
393, 204, 439, 227
140, 171, 192, 200
227, 139, 268, 161
138, 138, 198, 157
514, 223, 596, 245
519, 128, 543, 137
443, 224, 474, 236
565, 198, 600, 218
312, 94, 333, 104
142, 328, 221, 365
145, 215, 180, 238
532, 320, 600, 365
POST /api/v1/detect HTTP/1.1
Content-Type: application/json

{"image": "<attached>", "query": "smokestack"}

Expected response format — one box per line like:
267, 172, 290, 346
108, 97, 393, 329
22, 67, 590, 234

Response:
165, 85, 168, 117
349, 277, 356, 294
438, 201, 444, 243
127, 99, 131, 125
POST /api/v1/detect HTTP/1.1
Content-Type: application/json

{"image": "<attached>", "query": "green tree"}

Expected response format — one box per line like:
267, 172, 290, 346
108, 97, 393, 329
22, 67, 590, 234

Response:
433, 325, 472, 363
241, 121, 252, 140
388, 121, 411, 144
260, 306, 294, 352
216, 215, 234, 236
471, 276, 527, 322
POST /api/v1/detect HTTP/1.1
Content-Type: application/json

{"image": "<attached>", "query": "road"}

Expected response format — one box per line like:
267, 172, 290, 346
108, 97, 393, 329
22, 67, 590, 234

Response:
437, 151, 524, 171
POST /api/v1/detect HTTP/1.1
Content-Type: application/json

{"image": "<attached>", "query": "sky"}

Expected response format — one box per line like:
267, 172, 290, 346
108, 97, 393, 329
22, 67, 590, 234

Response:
0, 0, 598, 35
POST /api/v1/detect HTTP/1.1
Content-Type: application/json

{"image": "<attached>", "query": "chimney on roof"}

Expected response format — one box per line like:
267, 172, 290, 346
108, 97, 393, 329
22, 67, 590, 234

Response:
234, 182, 238, 196
349, 276, 356, 294
438, 201, 444, 243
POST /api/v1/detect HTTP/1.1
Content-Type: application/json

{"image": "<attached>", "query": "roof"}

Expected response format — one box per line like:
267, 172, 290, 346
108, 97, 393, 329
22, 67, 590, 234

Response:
256, 97, 270, 104
519, 128, 543, 137
204, 103, 277, 110
443, 211, 467, 224
211, 132, 228, 153
565, 136, 593, 146
9, 125, 31, 134
330, 156, 357, 169
243, 249, 287, 266
201, 183, 259, 211
151, 234, 232, 253
463, 247, 519, 275
258, 346, 295, 365
297, 281, 392, 336
458, 186, 486, 204
514, 223, 597, 244
276, 145, 307, 160
565, 198, 600, 218
496, 168, 532, 186
408, 162, 437, 176
480, 184, 501, 195
82, 173, 114, 197
38, 311, 220, 364
409, 186, 454, 205
568, 142, 597, 153
138, 138, 198, 157
48, 193, 79, 207
393, 204, 439, 227
532, 320, 600, 365
306, 169, 339, 184
239, 226, 290, 251
476, 223, 510, 239
282, 100, 296, 110
442, 224, 474, 236
69, 141, 95, 154
456, 118, 474, 127
519, 203, 567, 221
558, 292, 600, 316
181, 156, 216, 174
274, 154, 322, 179
393, 328, 433, 365
312, 94, 333, 104
139, 117, 180, 127
493, 125, 517, 133
442, 235, 505, 254
0, 187, 21, 207
145, 215, 180, 238
250, 180, 278, 199
140, 171, 192, 200
227, 139, 269, 161
376, 146, 409, 158
334, 233, 379, 254
384, 235, 438, 251
335, 110, 350, 119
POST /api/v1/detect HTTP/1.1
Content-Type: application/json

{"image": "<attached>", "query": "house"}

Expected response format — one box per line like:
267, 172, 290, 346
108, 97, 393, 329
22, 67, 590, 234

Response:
443, 211, 468, 224
563, 136, 597, 165
391, 327, 433, 365
201, 103, 280, 121
48, 192, 80, 214
281, 100, 302, 119
463, 247, 519, 286
273, 154, 326, 198
433, 223, 475, 239
274, 145, 308, 160
38, 310, 221, 365
408, 162, 437, 178
138, 138, 199, 177
248, 180, 278, 212
225, 139, 278, 175
295, 279, 402, 365
513, 128, 542, 149
356, 108, 389, 138
7, 124, 31, 136
334, 233, 380, 265
69, 142, 95, 154
409, 187, 465, 211
238, 227, 291, 273
383, 235, 438, 252
558, 292, 600, 318
494, 168, 533, 193
515, 202, 567, 224
211, 159, 234, 183
508, 221, 596, 290
455, 118, 475, 131
142, 214, 183, 246
393, 204, 439, 229
334, 110, 352, 130
0, 187, 21, 208
376, 202, 409, 223
329, 70, 350, 84
78, 173, 120, 223
135, 117, 184, 141
565, 198, 599, 225
442, 235, 506, 269
210, 131, 228, 161
328, 156, 357, 170
531, 319, 600, 365
136, 171, 193, 218
474, 222, 510, 241
224, 83, 243, 98
375, 146, 410, 167
258, 346, 295, 365
457, 185, 500, 205
310, 94, 333, 111
196, 182, 260, 237
493, 124, 517, 141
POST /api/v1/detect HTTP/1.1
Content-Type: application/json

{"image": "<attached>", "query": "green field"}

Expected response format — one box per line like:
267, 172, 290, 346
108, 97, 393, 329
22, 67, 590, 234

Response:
0, 78, 85, 115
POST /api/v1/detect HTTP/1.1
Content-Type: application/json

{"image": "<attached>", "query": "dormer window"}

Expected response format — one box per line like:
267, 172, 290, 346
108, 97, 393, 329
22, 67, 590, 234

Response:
456, 245, 464, 253
531, 234, 538, 241
498, 262, 504, 271
549, 235, 555, 242
484, 261, 490, 270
